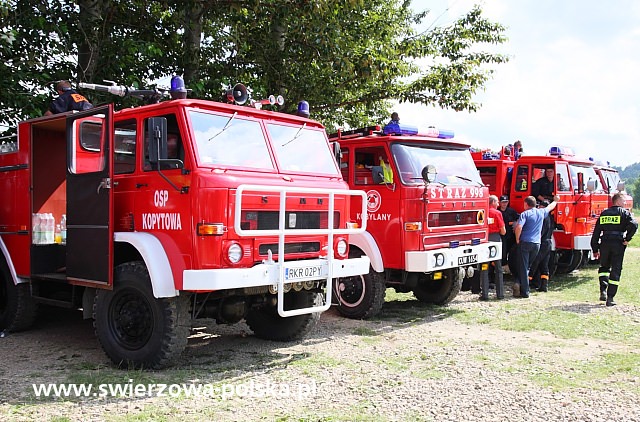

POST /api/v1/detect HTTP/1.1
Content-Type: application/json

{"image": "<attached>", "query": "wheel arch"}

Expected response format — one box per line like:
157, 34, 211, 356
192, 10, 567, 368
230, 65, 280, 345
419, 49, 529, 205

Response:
114, 232, 178, 298
349, 231, 384, 272
0, 237, 22, 286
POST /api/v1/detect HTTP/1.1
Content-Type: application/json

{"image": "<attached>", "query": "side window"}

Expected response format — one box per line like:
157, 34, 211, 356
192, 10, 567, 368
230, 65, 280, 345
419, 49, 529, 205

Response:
555, 164, 570, 192
114, 119, 136, 174
354, 147, 393, 185
515, 165, 529, 192
144, 113, 183, 171
340, 148, 350, 182
71, 120, 104, 174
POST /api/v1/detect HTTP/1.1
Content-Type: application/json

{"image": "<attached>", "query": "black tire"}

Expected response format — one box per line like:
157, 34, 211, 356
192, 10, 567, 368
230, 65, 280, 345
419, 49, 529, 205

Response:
0, 260, 37, 333
333, 266, 386, 320
93, 262, 190, 369
413, 268, 462, 306
555, 250, 583, 274
246, 291, 321, 341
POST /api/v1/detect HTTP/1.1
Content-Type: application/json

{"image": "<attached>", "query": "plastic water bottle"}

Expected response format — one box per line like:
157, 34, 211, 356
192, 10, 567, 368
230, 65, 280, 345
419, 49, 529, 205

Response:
60, 214, 67, 244
45, 213, 55, 244
32, 213, 41, 244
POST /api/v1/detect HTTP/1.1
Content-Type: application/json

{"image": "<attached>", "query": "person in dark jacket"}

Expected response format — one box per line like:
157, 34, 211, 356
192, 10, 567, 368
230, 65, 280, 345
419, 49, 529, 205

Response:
529, 200, 555, 292
499, 195, 519, 269
44, 80, 93, 115
591, 193, 637, 306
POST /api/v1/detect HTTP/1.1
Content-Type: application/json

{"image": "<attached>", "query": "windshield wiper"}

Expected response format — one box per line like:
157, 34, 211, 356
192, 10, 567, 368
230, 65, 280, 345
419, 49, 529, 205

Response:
281, 123, 306, 147
207, 112, 237, 142
453, 175, 483, 187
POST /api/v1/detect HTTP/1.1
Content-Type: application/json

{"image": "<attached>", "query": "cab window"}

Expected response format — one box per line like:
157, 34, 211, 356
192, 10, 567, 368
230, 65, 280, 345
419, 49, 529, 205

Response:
143, 113, 184, 171
114, 119, 136, 174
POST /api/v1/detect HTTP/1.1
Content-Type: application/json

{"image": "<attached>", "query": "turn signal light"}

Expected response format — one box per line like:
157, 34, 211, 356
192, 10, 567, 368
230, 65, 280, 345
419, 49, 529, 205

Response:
404, 222, 422, 231
575, 217, 587, 223
197, 223, 225, 236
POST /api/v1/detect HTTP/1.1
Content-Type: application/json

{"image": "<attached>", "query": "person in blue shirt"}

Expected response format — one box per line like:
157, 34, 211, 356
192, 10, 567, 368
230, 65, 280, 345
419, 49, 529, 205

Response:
44, 80, 93, 115
513, 195, 560, 298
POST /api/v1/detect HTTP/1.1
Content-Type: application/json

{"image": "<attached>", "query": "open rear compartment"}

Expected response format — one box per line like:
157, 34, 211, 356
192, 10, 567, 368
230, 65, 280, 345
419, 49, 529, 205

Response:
30, 119, 67, 281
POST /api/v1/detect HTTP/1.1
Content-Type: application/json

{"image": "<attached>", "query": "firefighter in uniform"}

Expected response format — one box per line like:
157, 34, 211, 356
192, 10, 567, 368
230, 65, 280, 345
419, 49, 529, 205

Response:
590, 193, 637, 306
44, 80, 93, 116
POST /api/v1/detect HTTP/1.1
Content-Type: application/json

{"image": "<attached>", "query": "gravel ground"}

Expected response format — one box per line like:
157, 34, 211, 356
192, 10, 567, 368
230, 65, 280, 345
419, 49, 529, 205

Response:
1, 281, 639, 421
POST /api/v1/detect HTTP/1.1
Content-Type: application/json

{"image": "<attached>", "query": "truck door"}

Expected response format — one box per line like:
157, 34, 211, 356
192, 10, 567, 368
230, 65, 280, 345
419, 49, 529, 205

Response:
65, 105, 114, 286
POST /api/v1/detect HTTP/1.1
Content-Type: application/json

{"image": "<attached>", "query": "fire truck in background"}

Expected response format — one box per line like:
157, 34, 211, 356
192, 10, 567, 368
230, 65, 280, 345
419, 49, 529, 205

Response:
328, 123, 500, 319
0, 81, 369, 368
473, 146, 609, 273
591, 160, 634, 210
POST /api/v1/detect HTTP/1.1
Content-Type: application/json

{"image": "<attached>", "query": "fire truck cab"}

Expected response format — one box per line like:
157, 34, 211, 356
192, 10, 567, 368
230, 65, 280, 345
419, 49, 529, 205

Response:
592, 160, 634, 210
473, 146, 609, 273
0, 96, 369, 368
329, 123, 500, 319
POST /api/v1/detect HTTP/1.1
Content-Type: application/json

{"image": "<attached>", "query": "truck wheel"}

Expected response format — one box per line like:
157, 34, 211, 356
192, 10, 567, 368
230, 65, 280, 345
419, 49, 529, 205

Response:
0, 262, 37, 333
412, 268, 462, 306
333, 267, 386, 320
555, 250, 583, 274
246, 291, 321, 341
94, 262, 190, 369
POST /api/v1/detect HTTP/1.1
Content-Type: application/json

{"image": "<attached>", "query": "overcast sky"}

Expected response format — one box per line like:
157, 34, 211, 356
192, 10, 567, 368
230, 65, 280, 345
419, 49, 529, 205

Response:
397, 0, 640, 169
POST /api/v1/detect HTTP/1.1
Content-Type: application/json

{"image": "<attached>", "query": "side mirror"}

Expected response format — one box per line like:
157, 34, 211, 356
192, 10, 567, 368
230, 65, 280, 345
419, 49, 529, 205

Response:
147, 117, 167, 163
617, 181, 626, 192
577, 172, 584, 194
421, 165, 437, 183
372, 166, 383, 184
330, 141, 341, 167
586, 179, 597, 192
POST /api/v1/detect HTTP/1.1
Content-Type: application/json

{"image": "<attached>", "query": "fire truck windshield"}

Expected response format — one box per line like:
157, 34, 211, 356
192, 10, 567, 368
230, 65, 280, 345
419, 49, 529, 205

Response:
267, 123, 340, 175
569, 164, 602, 192
391, 143, 483, 186
189, 111, 339, 175
600, 169, 621, 191
190, 110, 275, 170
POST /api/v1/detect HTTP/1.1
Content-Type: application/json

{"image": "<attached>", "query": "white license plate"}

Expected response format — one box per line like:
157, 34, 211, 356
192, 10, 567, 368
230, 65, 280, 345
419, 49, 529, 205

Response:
285, 265, 325, 281
458, 254, 478, 265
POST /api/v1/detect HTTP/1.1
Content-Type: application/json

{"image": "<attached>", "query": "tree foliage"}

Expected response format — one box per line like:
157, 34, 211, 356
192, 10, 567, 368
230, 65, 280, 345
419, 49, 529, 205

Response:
0, 0, 508, 131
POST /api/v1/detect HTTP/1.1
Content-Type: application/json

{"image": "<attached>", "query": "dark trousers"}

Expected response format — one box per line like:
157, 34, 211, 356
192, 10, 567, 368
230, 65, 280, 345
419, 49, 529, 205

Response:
530, 239, 551, 286
598, 241, 626, 283
517, 241, 540, 296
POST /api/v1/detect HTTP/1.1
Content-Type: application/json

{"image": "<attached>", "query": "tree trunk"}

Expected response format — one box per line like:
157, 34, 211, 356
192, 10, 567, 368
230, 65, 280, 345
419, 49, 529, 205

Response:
77, 0, 103, 83
182, 0, 204, 85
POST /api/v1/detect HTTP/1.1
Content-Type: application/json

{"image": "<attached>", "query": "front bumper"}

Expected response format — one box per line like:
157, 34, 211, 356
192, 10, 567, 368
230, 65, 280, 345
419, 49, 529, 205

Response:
182, 256, 371, 291
405, 241, 501, 273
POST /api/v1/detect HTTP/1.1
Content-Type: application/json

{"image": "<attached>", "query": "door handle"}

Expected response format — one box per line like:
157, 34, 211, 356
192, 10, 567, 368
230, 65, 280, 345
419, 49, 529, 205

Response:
97, 178, 111, 194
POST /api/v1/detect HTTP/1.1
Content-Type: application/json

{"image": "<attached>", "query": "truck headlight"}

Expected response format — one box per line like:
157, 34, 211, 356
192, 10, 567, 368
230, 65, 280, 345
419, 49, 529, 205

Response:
227, 243, 243, 264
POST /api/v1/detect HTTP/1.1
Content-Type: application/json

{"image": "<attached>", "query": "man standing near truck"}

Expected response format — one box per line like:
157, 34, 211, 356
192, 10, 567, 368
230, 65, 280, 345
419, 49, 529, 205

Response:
513, 195, 559, 298
590, 193, 637, 306
481, 195, 505, 300
44, 80, 93, 115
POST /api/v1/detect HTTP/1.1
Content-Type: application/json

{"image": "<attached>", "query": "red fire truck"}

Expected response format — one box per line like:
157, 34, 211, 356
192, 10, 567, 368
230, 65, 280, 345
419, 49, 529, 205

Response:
328, 123, 500, 319
473, 146, 609, 273
592, 160, 634, 210
0, 83, 369, 368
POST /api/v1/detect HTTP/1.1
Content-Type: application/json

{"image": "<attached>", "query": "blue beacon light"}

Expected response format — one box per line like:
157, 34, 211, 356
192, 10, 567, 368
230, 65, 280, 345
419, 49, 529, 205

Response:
383, 122, 454, 139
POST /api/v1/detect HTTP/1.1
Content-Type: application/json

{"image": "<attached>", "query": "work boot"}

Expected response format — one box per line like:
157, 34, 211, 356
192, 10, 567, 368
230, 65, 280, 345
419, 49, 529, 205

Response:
599, 278, 609, 301
537, 277, 548, 292
512, 283, 520, 298
606, 283, 618, 307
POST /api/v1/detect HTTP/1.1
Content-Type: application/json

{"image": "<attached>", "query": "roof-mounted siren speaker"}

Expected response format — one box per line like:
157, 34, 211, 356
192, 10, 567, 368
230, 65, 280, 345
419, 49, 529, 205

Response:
226, 83, 248, 105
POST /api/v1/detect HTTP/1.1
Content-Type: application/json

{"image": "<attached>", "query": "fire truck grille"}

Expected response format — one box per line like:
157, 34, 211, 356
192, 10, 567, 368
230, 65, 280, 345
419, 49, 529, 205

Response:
259, 242, 321, 255
256, 211, 340, 230
427, 211, 481, 227
422, 231, 487, 247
